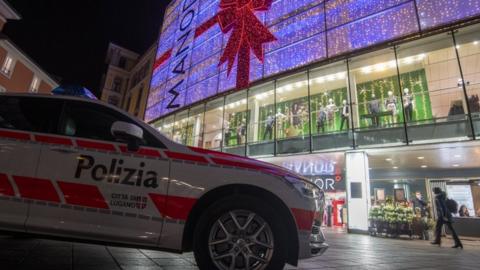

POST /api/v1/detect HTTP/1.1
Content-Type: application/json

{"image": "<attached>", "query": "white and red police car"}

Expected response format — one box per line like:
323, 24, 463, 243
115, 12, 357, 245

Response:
0, 93, 327, 270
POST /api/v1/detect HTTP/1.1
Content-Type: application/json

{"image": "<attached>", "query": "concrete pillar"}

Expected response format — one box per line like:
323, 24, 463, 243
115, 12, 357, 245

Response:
345, 151, 371, 233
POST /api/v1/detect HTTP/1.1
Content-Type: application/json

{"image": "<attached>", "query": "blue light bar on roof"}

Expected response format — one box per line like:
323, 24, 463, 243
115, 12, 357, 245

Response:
51, 86, 98, 100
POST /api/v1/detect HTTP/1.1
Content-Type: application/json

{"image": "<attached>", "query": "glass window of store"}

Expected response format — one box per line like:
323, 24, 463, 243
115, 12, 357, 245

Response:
223, 91, 248, 156
203, 97, 225, 150
396, 33, 472, 143
349, 49, 407, 147
186, 105, 205, 147
454, 24, 480, 138
445, 180, 479, 218
276, 72, 310, 154
247, 82, 275, 156
159, 115, 174, 140
172, 110, 189, 144
152, 119, 163, 134
309, 62, 352, 151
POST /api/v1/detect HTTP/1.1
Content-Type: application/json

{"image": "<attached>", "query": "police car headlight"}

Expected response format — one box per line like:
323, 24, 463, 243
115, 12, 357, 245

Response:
284, 175, 322, 199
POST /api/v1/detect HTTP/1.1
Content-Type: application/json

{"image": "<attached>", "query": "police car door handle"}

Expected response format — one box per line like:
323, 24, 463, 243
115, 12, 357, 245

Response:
49, 147, 78, 154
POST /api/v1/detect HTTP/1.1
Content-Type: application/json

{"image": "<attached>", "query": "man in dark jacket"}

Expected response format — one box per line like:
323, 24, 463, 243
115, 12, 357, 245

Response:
431, 187, 463, 248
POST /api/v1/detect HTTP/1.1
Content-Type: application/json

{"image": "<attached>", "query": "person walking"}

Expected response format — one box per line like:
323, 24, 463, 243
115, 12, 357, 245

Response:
431, 187, 463, 249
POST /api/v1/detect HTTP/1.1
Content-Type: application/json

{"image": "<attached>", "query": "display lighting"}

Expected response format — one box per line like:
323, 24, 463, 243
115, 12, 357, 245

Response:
315, 77, 325, 83
255, 92, 272, 100
362, 66, 373, 74
311, 72, 346, 85
393, 166, 398, 169
385, 158, 392, 161
360, 54, 425, 74
474, 41, 479, 45
387, 60, 397, 68
226, 99, 247, 109
403, 56, 414, 65
421, 165, 428, 168
417, 156, 425, 160
294, 81, 304, 88
453, 164, 460, 167
374, 63, 387, 72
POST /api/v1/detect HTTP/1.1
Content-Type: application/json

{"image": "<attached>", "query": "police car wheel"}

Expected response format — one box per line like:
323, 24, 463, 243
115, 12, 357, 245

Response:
193, 195, 287, 270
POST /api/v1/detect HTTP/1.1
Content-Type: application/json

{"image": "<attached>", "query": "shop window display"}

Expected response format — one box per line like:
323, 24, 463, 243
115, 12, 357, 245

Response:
349, 49, 407, 147
203, 98, 225, 150
455, 25, 480, 137
186, 105, 204, 147
247, 82, 275, 156
223, 92, 248, 155
397, 33, 472, 142
309, 63, 352, 151
172, 111, 189, 144
275, 72, 310, 154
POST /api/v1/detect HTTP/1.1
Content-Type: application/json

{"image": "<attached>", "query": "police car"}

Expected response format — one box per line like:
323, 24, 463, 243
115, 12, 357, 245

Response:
0, 92, 328, 270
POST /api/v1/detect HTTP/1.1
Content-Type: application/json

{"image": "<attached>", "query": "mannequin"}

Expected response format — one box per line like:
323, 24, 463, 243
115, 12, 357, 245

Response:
326, 98, 338, 129
224, 116, 231, 146
403, 88, 414, 122
291, 103, 301, 129
173, 131, 182, 143
263, 111, 274, 141
317, 104, 327, 134
237, 118, 246, 145
339, 100, 350, 130
275, 108, 286, 138
385, 91, 398, 125
298, 105, 307, 136
368, 93, 380, 127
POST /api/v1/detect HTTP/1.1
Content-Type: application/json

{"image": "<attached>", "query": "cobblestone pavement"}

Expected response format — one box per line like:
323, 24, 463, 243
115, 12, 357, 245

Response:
1, 228, 479, 270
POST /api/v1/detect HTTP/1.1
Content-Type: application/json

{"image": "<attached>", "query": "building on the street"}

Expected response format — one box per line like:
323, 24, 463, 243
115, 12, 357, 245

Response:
0, 0, 58, 93
99, 43, 139, 108
123, 44, 156, 120
100, 42, 155, 120
146, 0, 480, 237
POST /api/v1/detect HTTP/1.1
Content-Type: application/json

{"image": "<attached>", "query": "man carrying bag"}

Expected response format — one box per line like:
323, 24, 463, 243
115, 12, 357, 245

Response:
431, 187, 463, 249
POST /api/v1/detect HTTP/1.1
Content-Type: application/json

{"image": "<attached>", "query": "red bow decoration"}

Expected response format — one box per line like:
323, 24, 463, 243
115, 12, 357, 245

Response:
197, 0, 276, 89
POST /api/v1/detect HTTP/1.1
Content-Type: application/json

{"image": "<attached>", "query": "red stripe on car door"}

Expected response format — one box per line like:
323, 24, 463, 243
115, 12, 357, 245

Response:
13, 176, 60, 202
148, 194, 197, 220
0, 130, 30, 141
76, 139, 116, 152
35, 135, 73, 146
57, 181, 109, 209
118, 145, 162, 158
164, 151, 209, 164
291, 208, 315, 231
0, 174, 14, 196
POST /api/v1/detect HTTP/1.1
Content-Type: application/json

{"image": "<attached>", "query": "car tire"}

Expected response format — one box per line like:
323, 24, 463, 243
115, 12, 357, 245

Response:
193, 194, 288, 270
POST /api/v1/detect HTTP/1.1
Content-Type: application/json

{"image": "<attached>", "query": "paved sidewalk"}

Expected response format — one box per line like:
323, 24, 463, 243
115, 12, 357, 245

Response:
1, 228, 479, 270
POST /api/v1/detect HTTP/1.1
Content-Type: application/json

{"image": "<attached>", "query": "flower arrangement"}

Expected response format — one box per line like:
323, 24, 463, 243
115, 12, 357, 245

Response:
368, 200, 415, 238
369, 203, 414, 224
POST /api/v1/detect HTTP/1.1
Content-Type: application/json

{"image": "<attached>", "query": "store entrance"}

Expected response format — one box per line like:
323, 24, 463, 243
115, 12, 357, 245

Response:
262, 152, 348, 229
366, 142, 480, 239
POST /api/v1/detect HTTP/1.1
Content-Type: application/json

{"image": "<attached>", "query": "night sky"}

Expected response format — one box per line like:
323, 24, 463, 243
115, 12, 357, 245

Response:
4, 0, 169, 95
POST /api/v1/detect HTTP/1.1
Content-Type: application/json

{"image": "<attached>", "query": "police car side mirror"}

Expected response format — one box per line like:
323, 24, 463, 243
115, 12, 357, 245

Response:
111, 121, 143, 152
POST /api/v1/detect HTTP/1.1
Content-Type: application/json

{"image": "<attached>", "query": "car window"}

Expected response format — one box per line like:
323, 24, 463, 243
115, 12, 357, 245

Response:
0, 96, 62, 133
60, 100, 165, 148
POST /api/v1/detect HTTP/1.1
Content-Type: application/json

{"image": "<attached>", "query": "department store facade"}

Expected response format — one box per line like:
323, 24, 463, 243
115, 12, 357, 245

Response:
147, 0, 480, 233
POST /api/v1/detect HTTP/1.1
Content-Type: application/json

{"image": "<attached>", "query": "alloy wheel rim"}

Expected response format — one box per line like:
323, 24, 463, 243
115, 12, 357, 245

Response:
208, 210, 274, 270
